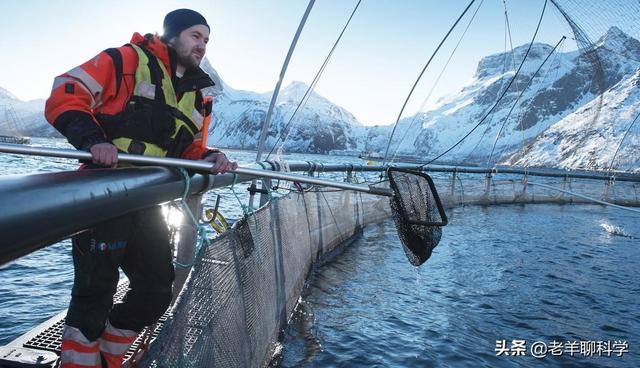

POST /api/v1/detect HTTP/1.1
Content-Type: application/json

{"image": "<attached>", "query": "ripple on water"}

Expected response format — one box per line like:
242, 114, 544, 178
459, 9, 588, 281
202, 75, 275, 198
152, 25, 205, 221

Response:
2, 144, 639, 367
279, 205, 640, 367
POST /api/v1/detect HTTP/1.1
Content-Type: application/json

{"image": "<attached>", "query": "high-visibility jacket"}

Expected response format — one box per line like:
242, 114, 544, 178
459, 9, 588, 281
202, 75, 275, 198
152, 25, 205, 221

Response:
45, 32, 215, 160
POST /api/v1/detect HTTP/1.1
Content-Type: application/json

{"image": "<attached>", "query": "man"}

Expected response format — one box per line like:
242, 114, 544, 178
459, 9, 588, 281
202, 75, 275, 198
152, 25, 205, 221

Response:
45, 9, 236, 368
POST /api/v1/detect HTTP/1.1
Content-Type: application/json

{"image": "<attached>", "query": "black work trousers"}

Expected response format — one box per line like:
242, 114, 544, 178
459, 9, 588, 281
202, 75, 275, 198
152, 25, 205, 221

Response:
66, 206, 175, 341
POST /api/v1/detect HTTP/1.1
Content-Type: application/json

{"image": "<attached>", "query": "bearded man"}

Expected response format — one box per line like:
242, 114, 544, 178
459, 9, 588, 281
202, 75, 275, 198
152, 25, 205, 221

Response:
45, 9, 236, 368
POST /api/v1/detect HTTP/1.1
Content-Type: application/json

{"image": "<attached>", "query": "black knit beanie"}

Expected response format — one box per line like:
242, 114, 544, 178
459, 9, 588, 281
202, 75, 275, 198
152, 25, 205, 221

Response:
162, 9, 209, 41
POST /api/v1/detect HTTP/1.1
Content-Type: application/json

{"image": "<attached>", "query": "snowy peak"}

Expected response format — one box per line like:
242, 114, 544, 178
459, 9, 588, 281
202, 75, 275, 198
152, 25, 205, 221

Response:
283, 80, 310, 93
367, 27, 640, 170
474, 43, 555, 79
0, 86, 19, 102
195, 64, 364, 153
595, 26, 640, 60
597, 26, 635, 47
200, 58, 228, 95
510, 66, 640, 171
277, 81, 339, 111
280, 81, 314, 101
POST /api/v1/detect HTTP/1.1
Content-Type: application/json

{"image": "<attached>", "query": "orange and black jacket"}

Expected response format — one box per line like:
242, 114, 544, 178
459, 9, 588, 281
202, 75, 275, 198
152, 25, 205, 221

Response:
45, 32, 216, 160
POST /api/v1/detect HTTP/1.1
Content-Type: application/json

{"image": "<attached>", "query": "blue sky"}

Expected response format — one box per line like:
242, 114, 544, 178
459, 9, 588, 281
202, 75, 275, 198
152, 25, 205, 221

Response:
0, 0, 616, 125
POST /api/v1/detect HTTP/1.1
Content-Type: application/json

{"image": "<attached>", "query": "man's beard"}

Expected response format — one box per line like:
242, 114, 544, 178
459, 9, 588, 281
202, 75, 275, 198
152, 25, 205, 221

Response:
177, 53, 200, 70
172, 39, 202, 70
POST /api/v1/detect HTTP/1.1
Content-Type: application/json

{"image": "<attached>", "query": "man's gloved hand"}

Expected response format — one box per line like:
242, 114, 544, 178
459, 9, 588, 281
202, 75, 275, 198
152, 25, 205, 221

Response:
89, 142, 119, 167
203, 151, 237, 174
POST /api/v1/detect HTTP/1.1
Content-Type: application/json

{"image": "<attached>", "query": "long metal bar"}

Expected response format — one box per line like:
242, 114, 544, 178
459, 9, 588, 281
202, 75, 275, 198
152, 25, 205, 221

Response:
0, 143, 392, 196
0, 160, 295, 266
1, 143, 639, 184
280, 162, 639, 182
0, 163, 274, 266
527, 181, 640, 214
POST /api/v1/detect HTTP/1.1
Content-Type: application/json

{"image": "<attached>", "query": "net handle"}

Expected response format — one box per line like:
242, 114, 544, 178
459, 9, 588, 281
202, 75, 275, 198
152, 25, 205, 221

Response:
0, 143, 393, 196
387, 167, 449, 226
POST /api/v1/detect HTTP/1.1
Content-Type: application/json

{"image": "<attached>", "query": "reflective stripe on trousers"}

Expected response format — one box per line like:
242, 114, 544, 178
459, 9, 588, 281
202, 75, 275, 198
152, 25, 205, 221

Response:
99, 320, 138, 368
60, 325, 101, 368
60, 321, 138, 368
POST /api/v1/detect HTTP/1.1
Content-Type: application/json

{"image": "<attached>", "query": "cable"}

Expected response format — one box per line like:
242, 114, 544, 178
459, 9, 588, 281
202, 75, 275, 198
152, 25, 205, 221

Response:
389, 0, 485, 164
419, 0, 549, 168
502, 0, 530, 164
527, 181, 640, 214
461, 10, 514, 162
265, 0, 363, 160
487, 36, 567, 165
520, 40, 565, 169
382, 0, 478, 166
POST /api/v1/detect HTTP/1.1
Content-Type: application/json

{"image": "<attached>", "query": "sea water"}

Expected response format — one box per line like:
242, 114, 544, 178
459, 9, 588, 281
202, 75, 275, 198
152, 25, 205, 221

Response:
1, 138, 638, 368
277, 205, 639, 367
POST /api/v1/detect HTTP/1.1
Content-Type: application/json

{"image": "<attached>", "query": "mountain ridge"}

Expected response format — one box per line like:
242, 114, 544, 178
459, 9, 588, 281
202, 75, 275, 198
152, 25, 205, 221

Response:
2, 27, 639, 170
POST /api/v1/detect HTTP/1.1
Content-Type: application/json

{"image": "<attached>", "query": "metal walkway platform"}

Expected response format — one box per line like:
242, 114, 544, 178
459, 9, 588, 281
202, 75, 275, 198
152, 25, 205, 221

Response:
1, 281, 167, 368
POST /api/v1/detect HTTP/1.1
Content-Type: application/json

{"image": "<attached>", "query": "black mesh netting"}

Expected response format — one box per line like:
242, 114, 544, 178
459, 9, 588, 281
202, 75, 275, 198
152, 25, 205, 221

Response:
388, 168, 448, 266
138, 188, 389, 368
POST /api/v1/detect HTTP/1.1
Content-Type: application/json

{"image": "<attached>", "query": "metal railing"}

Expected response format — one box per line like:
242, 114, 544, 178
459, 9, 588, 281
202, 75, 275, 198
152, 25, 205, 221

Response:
1, 158, 639, 266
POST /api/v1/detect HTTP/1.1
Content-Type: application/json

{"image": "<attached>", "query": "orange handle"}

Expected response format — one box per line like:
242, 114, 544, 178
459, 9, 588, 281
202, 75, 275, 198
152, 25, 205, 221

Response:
201, 96, 214, 150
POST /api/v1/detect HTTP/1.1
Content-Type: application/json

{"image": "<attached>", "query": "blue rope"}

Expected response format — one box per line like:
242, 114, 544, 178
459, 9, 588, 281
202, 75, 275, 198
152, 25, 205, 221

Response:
256, 161, 277, 200
174, 169, 211, 269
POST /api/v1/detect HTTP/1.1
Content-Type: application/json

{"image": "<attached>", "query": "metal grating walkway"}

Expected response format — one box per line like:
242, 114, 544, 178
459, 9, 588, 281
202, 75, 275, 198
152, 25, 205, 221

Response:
20, 280, 168, 361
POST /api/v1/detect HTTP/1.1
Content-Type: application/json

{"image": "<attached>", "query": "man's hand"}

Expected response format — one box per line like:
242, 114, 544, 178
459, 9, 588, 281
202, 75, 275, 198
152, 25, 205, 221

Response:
203, 151, 237, 174
89, 142, 118, 167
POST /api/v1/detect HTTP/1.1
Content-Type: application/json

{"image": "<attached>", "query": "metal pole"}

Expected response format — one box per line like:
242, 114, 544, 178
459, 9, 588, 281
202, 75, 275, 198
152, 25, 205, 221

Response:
255, 0, 316, 162
2, 143, 640, 182
251, 0, 316, 208
527, 182, 640, 214
0, 167, 209, 265
0, 143, 392, 196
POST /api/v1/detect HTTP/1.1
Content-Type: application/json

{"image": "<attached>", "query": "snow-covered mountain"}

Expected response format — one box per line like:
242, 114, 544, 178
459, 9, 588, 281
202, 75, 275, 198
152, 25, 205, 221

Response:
0, 86, 58, 137
508, 67, 640, 171
376, 26, 640, 171
2, 26, 639, 171
1, 62, 365, 153
506, 28, 640, 171
200, 59, 366, 154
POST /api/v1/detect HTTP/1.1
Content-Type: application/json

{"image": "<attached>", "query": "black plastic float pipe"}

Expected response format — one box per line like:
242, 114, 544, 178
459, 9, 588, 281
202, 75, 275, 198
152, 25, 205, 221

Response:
0, 167, 225, 265
0, 144, 393, 265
